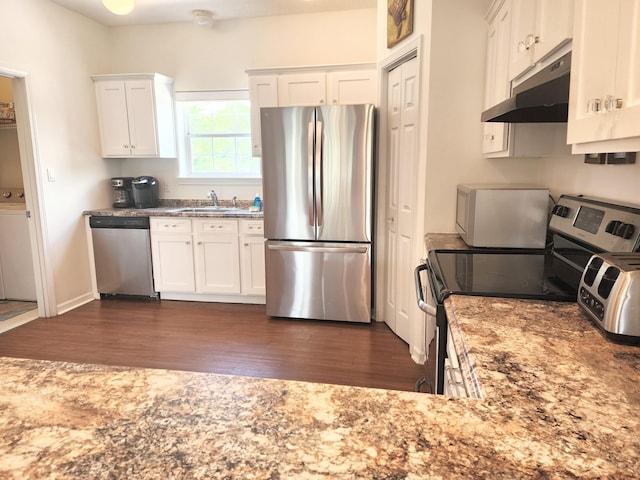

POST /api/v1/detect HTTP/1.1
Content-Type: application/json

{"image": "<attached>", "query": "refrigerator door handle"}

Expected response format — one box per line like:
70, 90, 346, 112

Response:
267, 244, 368, 254
315, 120, 323, 227
307, 121, 315, 227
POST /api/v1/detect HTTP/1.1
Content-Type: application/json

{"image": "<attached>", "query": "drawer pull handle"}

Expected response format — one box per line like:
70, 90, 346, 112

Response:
445, 365, 464, 386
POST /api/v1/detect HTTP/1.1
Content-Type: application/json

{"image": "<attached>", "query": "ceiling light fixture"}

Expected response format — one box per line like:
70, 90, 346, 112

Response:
192, 10, 215, 27
101, 0, 135, 16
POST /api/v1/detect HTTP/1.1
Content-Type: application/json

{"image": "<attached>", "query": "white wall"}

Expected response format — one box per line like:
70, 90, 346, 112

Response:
109, 9, 377, 202
0, 0, 115, 312
540, 155, 640, 205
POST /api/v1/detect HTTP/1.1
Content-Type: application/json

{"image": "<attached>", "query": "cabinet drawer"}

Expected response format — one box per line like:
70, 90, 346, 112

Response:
151, 217, 192, 233
194, 219, 238, 234
240, 219, 264, 235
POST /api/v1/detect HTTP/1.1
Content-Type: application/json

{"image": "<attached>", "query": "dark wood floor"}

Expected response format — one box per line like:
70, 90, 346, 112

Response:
0, 299, 426, 392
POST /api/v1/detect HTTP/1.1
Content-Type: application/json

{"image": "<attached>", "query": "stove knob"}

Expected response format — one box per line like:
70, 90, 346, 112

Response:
615, 222, 635, 239
605, 220, 622, 234
552, 204, 570, 218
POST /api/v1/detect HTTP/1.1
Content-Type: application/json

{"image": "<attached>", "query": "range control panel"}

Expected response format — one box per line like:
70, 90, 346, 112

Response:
549, 195, 640, 253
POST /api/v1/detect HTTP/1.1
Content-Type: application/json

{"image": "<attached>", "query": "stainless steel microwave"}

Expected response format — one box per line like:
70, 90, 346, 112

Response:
455, 184, 550, 248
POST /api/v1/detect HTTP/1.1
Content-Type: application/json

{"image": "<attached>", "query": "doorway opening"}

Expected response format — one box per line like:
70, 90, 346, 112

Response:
0, 68, 51, 332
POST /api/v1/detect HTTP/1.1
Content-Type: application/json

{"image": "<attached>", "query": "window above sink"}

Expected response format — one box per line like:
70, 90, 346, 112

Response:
176, 90, 261, 181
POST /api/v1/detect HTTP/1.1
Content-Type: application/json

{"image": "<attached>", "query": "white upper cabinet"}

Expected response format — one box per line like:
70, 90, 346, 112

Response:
568, 0, 640, 152
483, 0, 512, 155
247, 64, 377, 157
277, 73, 327, 106
92, 73, 177, 158
326, 70, 378, 106
482, 0, 573, 158
248, 75, 278, 156
509, 0, 574, 81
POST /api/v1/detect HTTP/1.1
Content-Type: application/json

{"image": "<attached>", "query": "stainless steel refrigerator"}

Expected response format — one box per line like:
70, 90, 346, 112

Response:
261, 104, 375, 323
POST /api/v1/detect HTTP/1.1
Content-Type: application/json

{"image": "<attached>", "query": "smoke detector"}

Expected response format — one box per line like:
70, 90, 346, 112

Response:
192, 10, 214, 27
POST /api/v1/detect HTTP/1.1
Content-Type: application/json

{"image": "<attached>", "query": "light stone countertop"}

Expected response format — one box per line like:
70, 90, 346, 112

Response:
2, 295, 639, 478
1, 232, 638, 478
84, 199, 263, 218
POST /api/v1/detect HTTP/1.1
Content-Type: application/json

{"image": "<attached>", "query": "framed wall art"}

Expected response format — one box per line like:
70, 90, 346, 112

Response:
387, 0, 414, 48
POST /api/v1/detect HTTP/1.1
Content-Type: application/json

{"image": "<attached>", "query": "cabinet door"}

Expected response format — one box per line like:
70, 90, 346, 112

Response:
94, 81, 132, 157
612, 0, 640, 141
125, 79, 159, 157
249, 75, 279, 156
277, 73, 327, 106
567, 0, 620, 144
194, 234, 241, 294
240, 235, 266, 295
483, 1, 511, 155
534, 0, 573, 64
326, 70, 377, 105
509, 0, 573, 81
509, 0, 537, 80
151, 233, 195, 292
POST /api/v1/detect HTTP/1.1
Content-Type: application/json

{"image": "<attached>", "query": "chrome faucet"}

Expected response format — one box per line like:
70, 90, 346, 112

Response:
232, 196, 237, 208
207, 189, 219, 207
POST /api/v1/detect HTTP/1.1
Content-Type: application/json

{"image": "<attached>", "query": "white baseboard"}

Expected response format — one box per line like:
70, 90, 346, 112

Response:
55, 292, 96, 316
159, 292, 266, 305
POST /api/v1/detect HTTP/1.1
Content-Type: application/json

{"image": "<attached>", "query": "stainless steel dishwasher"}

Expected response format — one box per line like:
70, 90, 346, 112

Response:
89, 216, 157, 297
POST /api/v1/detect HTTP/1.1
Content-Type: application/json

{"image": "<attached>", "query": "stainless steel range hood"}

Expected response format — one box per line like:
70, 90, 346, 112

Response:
481, 52, 571, 123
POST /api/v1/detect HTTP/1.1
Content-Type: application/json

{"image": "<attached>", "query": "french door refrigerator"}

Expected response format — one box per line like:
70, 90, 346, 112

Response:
261, 104, 375, 323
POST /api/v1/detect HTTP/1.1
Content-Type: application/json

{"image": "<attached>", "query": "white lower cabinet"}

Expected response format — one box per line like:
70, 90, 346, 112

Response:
193, 219, 240, 295
150, 217, 265, 303
239, 220, 266, 296
149, 218, 195, 293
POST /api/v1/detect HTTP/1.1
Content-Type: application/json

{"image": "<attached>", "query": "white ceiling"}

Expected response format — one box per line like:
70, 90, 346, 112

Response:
49, 0, 377, 27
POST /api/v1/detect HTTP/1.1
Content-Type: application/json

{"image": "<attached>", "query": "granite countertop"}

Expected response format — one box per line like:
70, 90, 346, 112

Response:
424, 232, 469, 252
1, 232, 638, 477
84, 199, 263, 218
2, 295, 639, 478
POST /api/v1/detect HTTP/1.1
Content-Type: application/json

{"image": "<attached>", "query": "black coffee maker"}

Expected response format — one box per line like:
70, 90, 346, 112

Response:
111, 177, 134, 208
131, 176, 160, 208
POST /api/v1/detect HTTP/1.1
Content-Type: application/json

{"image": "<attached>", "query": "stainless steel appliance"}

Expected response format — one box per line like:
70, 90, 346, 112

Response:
260, 104, 375, 323
579, 253, 640, 342
90, 216, 157, 297
415, 195, 640, 394
111, 177, 134, 208
481, 51, 571, 123
132, 176, 160, 209
456, 184, 550, 248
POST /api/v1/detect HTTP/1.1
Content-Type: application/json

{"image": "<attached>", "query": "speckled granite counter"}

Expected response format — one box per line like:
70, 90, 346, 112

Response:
84, 199, 263, 218
424, 232, 468, 251
3, 294, 640, 480
445, 296, 640, 478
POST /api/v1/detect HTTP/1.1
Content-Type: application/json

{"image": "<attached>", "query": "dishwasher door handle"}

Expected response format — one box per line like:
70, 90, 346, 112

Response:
414, 263, 437, 317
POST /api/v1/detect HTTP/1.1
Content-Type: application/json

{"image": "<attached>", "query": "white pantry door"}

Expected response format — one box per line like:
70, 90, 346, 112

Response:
384, 56, 420, 343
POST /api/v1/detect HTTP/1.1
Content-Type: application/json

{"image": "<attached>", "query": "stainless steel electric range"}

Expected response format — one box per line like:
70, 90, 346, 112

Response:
415, 194, 640, 395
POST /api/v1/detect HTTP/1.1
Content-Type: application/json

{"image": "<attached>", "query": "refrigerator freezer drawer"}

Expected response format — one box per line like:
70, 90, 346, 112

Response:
265, 240, 371, 323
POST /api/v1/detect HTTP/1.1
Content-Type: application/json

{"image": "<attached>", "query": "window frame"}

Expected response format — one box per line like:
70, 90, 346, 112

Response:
175, 90, 260, 183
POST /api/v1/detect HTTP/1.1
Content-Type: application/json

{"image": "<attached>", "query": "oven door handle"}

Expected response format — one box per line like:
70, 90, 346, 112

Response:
414, 263, 437, 317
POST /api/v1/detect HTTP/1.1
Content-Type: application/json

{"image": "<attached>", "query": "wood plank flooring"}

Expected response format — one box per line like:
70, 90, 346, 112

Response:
0, 299, 426, 392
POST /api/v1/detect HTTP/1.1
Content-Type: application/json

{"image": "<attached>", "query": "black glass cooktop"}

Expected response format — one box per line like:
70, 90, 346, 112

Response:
428, 249, 579, 303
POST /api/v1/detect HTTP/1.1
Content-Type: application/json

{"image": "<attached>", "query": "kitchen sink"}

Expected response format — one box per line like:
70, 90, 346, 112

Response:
168, 207, 234, 213
166, 207, 259, 214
